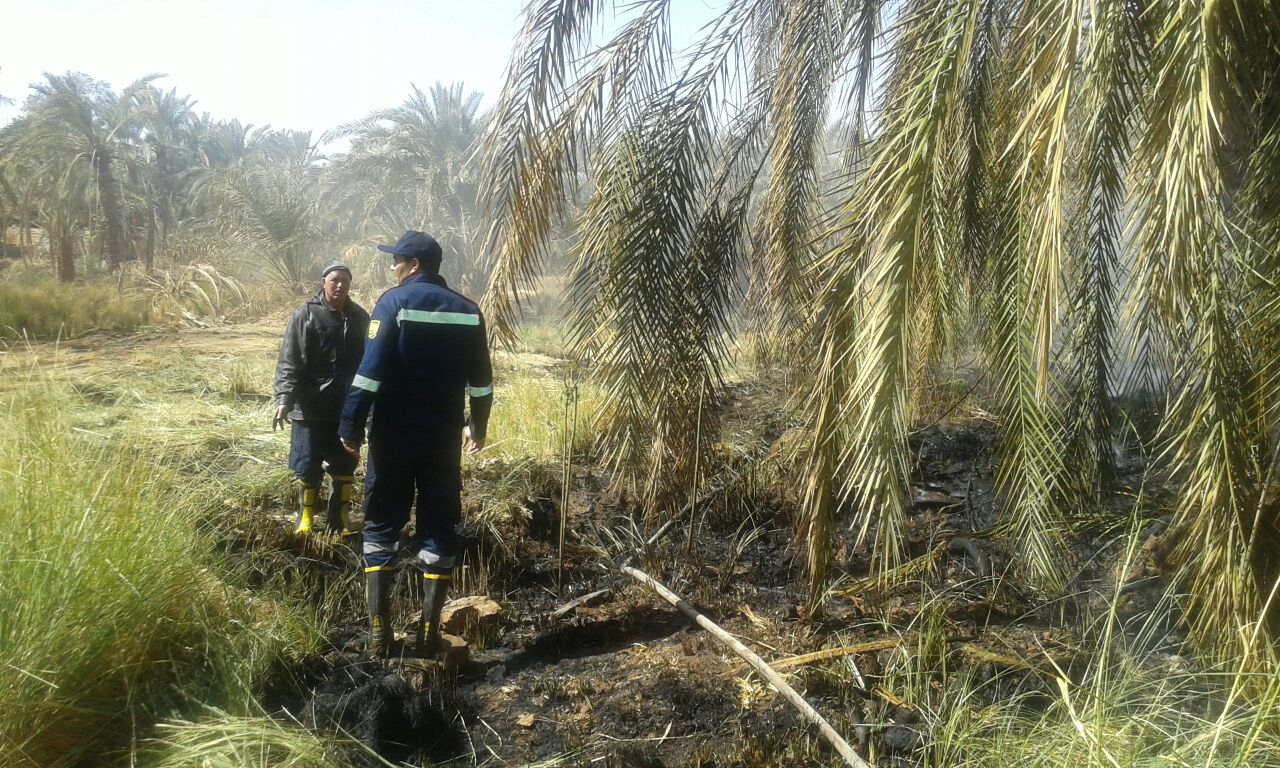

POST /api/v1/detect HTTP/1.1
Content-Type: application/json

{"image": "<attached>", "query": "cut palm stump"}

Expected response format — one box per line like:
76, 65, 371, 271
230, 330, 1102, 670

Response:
621, 565, 870, 768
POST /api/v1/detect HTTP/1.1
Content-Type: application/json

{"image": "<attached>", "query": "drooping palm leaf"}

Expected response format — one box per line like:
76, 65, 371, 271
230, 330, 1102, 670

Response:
809, 0, 982, 578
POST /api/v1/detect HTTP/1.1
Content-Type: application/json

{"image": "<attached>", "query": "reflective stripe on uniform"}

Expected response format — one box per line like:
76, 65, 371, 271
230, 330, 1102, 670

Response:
467, 384, 493, 397
417, 549, 456, 568
352, 374, 381, 392
422, 572, 452, 580
364, 565, 395, 573
363, 540, 396, 556
396, 309, 480, 326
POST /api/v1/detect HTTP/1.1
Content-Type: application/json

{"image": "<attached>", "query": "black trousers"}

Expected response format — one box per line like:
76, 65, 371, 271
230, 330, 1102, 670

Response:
288, 420, 358, 487
360, 433, 462, 570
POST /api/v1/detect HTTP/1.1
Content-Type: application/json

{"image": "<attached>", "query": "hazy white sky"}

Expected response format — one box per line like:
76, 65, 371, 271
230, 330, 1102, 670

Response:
1, 0, 521, 136
1, 0, 723, 143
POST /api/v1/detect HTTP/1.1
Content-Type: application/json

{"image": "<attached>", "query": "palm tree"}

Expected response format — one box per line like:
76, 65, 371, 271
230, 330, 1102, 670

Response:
16, 72, 157, 268
0, 113, 99, 282
193, 132, 326, 287
136, 85, 201, 269
324, 82, 488, 292
0, 88, 11, 242
478, 0, 1280, 663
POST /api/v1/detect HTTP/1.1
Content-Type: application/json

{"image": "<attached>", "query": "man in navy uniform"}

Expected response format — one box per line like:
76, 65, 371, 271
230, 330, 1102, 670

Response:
339, 231, 493, 658
273, 263, 369, 536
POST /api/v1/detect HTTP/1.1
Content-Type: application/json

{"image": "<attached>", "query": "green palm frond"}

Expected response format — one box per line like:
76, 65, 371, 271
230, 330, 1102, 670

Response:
1061, 0, 1145, 504
567, 82, 735, 512
476, 0, 615, 344
953, 0, 1001, 285
810, 0, 981, 578
964, 0, 1084, 592
752, 0, 840, 352
831, 0, 884, 158
1237, 121, 1280, 653
1129, 0, 1274, 663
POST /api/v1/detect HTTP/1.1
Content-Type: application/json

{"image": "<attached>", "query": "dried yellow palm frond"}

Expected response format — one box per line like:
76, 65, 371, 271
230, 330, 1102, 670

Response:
477, 0, 634, 345
829, 540, 949, 598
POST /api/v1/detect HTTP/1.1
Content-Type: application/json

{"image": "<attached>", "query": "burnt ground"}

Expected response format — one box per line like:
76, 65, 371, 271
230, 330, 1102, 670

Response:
214, 371, 1179, 768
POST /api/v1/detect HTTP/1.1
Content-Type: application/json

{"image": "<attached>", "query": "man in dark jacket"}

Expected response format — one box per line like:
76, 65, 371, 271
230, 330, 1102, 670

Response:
338, 231, 493, 658
273, 262, 371, 535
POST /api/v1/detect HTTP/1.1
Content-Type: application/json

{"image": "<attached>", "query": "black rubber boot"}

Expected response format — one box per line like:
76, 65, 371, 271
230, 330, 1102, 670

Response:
365, 567, 394, 658
326, 475, 357, 535
416, 567, 451, 657
293, 482, 320, 535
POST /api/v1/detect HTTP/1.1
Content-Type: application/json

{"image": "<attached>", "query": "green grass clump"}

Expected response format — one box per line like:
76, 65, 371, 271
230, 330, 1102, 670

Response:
0, 390, 319, 767
144, 712, 350, 768
483, 357, 602, 461
0, 280, 153, 341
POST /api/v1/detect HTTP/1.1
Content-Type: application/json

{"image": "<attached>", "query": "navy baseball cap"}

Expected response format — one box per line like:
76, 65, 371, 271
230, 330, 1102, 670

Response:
377, 231, 442, 267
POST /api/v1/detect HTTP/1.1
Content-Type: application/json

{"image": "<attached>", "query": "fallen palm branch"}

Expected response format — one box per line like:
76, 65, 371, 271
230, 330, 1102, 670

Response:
620, 564, 869, 768
770, 638, 905, 670
829, 541, 949, 597
957, 642, 1040, 671
771, 635, 1073, 677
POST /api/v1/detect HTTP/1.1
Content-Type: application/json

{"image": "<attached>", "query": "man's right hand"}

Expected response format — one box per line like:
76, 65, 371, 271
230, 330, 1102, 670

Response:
272, 404, 288, 431
463, 425, 485, 456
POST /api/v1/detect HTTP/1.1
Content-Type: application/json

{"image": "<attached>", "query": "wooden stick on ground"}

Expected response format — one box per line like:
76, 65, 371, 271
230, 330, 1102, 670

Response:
621, 564, 870, 768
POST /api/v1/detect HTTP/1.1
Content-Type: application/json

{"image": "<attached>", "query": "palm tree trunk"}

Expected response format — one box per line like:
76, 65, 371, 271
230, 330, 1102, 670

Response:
56, 230, 76, 283
94, 151, 130, 267
144, 207, 156, 271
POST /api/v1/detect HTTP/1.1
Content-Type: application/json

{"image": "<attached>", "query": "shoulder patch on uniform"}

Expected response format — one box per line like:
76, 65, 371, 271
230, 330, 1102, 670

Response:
367, 320, 380, 339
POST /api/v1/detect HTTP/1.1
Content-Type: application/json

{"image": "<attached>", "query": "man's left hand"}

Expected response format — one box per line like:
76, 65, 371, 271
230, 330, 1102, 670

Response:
464, 426, 485, 456
341, 439, 360, 460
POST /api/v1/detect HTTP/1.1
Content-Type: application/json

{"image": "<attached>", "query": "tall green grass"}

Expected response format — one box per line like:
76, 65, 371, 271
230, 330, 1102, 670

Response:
0, 281, 153, 341
0, 388, 319, 767
0, 268, 286, 343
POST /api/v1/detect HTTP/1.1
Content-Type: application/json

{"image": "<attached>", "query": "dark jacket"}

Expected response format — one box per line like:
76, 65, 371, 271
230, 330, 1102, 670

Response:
339, 273, 492, 448
274, 290, 370, 422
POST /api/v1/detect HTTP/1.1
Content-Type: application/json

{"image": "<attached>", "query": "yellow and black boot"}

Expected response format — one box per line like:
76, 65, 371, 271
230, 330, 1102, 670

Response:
365, 567, 394, 658
326, 475, 357, 535
293, 482, 320, 535
416, 566, 451, 657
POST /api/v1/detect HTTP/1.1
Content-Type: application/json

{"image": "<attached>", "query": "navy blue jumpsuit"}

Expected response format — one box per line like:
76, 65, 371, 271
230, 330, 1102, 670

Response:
338, 273, 493, 572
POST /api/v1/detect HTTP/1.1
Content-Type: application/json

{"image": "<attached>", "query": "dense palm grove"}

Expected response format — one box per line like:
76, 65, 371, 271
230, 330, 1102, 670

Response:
0, 75, 487, 290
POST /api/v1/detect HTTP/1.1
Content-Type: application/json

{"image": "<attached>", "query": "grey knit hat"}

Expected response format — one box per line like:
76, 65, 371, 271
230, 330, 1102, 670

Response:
321, 262, 352, 279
